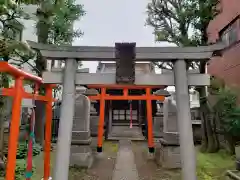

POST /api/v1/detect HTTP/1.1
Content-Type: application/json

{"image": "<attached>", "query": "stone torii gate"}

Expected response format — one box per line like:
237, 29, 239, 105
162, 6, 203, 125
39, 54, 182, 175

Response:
27, 41, 224, 180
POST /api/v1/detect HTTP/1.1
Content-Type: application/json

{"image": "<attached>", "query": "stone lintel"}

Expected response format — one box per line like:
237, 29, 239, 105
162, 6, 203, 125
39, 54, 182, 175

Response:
42, 72, 210, 86
27, 40, 224, 61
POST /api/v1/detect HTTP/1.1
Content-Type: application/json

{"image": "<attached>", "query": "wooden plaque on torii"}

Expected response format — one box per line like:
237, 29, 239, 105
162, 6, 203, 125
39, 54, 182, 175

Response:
115, 43, 136, 84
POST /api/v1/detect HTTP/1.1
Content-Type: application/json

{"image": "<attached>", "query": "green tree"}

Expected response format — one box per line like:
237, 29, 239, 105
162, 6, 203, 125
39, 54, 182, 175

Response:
48, 0, 85, 45
147, 0, 220, 152
0, 0, 40, 168
212, 85, 240, 155
33, 0, 85, 144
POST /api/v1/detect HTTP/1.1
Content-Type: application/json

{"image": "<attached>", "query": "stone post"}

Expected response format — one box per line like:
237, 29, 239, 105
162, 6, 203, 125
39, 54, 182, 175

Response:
153, 89, 170, 138
174, 59, 197, 180
155, 96, 181, 169
153, 102, 163, 139
70, 94, 93, 168
108, 100, 113, 134
53, 59, 77, 180
162, 98, 168, 133
84, 89, 99, 137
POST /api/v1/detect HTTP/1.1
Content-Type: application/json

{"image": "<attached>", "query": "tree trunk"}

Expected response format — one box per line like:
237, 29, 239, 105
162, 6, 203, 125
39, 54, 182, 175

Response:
0, 114, 5, 170
225, 134, 235, 155
34, 101, 46, 145
198, 62, 219, 153
0, 73, 9, 169
200, 110, 208, 152
212, 114, 220, 151
206, 113, 218, 153
34, 9, 51, 145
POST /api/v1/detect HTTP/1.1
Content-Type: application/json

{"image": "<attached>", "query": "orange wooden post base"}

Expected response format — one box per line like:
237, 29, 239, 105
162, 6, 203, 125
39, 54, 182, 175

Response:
5, 77, 23, 180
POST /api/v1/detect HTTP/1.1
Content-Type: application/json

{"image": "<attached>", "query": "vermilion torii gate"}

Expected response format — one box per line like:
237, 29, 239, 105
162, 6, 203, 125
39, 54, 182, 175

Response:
27, 41, 224, 180
87, 84, 165, 153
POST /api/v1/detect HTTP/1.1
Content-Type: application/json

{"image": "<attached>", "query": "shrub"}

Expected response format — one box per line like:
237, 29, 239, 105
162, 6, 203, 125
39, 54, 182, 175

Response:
0, 159, 36, 179
15, 159, 36, 180
16, 142, 41, 159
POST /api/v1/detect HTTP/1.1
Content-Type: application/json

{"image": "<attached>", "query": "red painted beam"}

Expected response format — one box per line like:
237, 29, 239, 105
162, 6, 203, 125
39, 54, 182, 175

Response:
87, 84, 165, 90
88, 95, 165, 101
1, 88, 56, 102
0, 62, 43, 84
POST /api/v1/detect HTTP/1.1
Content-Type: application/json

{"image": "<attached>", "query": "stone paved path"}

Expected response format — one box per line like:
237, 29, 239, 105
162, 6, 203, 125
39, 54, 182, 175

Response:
109, 126, 145, 141
112, 140, 139, 180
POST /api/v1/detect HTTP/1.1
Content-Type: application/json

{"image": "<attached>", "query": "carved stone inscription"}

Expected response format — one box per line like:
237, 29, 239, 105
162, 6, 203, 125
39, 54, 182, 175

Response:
163, 98, 178, 133
72, 94, 90, 141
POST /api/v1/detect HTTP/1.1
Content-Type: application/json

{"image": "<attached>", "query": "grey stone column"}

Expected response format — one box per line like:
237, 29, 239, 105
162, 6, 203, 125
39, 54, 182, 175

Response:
153, 102, 163, 138
108, 101, 112, 133
163, 98, 169, 133
174, 60, 197, 180
53, 59, 77, 180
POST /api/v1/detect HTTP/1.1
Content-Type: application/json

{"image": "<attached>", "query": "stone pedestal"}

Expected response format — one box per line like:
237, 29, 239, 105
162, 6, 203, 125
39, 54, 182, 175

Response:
155, 98, 181, 169
70, 94, 93, 168
70, 145, 93, 168
155, 133, 181, 169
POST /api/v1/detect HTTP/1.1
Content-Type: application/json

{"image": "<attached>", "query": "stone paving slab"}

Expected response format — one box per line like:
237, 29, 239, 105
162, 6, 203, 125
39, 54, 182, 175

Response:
112, 140, 139, 180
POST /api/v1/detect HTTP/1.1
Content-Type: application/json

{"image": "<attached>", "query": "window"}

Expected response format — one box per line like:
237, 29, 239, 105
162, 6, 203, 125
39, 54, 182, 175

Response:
220, 20, 239, 46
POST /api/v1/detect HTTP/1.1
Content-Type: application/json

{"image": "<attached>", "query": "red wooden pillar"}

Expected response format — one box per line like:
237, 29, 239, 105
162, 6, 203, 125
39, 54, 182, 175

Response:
146, 87, 154, 153
5, 77, 23, 180
44, 85, 53, 180
97, 87, 106, 152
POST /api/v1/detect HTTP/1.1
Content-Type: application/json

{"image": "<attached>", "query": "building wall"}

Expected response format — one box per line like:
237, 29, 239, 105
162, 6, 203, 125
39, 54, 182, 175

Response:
96, 62, 155, 74
207, 0, 240, 88
170, 91, 200, 109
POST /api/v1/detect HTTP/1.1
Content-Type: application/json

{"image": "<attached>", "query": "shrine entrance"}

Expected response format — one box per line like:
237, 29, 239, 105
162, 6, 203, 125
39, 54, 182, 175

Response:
87, 84, 165, 152
106, 88, 149, 127
112, 102, 138, 125
28, 40, 224, 180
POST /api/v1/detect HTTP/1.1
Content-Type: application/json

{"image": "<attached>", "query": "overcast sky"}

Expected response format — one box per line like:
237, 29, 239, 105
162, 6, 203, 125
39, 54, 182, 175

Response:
74, 0, 172, 72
